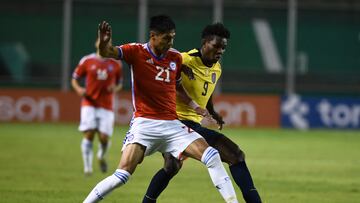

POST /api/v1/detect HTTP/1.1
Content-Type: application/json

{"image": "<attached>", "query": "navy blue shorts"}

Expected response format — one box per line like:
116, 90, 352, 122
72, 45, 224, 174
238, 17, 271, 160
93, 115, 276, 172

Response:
180, 120, 224, 146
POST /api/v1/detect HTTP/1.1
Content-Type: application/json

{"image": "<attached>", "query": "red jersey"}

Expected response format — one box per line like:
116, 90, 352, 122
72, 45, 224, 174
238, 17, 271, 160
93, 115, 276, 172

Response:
118, 43, 182, 120
72, 53, 123, 111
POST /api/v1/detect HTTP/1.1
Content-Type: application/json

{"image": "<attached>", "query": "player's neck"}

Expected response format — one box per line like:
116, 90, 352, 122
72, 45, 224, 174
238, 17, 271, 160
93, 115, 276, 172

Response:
96, 51, 103, 58
148, 42, 165, 58
199, 49, 214, 67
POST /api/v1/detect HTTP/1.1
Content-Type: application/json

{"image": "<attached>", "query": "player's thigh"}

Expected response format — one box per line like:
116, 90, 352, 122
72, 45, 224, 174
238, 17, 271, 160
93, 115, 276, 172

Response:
122, 118, 165, 156
79, 106, 97, 132
162, 152, 183, 175
161, 120, 204, 160
118, 143, 146, 174
96, 108, 115, 137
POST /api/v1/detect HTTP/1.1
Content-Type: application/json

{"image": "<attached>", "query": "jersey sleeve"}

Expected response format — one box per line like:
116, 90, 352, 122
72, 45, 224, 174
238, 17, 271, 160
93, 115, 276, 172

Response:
115, 60, 123, 84
72, 57, 88, 79
117, 43, 138, 65
176, 54, 183, 82
181, 52, 191, 66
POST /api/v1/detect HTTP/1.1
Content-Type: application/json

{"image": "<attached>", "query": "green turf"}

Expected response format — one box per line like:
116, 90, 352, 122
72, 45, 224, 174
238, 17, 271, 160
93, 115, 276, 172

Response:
0, 123, 359, 203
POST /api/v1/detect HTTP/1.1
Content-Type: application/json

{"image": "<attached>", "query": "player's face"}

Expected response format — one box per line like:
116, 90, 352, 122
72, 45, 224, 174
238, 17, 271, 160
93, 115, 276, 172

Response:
152, 30, 176, 54
203, 36, 227, 64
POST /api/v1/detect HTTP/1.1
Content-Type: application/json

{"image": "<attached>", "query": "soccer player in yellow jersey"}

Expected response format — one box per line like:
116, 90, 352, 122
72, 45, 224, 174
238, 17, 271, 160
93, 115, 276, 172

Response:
143, 23, 262, 203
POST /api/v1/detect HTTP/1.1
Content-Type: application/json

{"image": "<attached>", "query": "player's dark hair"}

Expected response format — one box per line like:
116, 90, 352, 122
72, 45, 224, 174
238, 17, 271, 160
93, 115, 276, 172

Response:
201, 23, 230, 40
149, 15, 176, 33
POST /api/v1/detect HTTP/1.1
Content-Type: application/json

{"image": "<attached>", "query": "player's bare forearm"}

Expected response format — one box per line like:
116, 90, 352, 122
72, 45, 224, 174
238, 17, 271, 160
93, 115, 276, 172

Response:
177, 82, 211, 118
206, 95, 216, 115
99, 43, 119, 59
98, 21, 119, 59
71, 79, 85, 97
206, 95, 224, 130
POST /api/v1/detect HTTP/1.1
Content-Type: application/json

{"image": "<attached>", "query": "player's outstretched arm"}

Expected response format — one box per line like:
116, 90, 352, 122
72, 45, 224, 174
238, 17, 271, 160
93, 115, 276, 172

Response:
207, 94, 225, 130
176, 82, 211, 118
98, 21, 119, 59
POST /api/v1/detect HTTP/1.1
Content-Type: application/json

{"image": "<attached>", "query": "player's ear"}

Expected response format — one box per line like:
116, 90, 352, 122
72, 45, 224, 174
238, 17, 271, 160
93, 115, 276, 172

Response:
149, 30, 157, 39
201, 38, 207, 47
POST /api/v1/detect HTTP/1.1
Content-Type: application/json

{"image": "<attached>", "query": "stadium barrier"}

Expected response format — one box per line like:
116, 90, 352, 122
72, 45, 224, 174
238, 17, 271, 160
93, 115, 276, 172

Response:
0, 89, 280, 128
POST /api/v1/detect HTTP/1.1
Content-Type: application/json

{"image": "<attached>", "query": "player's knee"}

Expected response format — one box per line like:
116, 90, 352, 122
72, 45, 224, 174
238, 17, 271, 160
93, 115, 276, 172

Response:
163, 156, 182, 177
201, 147, 221, 168
98, 132, 108, 142
226, 147, 245, 165
84, 130, 96, 140
233, 148, 245, 164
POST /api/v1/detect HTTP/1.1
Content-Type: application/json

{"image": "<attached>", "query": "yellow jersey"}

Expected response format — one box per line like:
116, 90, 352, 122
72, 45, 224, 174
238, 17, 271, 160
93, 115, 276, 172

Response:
176, 49, 222, 123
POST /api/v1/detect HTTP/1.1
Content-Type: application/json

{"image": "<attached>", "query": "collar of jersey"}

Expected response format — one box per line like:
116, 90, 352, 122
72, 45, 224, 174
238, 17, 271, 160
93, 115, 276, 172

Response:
146, 43, 166, 61
196, 48, 214, 68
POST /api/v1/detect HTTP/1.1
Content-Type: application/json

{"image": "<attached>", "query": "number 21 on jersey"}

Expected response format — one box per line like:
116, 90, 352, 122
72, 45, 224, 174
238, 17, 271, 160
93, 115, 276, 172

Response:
155, 66, 170, 82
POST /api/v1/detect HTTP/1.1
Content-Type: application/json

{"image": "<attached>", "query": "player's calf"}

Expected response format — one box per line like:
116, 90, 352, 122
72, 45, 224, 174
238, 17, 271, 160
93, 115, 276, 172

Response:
163, 153, 182, 177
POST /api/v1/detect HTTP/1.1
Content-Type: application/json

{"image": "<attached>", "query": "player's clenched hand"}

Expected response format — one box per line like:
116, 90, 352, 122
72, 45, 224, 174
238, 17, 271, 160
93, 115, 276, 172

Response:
98, 21, 112, 46
212, 112, 225, 130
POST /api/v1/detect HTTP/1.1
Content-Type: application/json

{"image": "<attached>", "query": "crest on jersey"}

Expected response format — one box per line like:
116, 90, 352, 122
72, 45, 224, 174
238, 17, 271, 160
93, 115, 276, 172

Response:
211, 73, 216, 83
169, 61, 176, 71
108, 65, 113, 72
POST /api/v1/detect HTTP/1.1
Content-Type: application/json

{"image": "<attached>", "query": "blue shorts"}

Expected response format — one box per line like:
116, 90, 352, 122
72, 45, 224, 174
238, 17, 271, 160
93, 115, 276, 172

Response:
180, 120, 224, 146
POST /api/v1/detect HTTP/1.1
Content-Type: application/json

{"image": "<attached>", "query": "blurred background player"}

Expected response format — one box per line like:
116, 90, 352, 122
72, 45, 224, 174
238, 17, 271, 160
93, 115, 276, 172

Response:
142, 23, 262, 203
83, 15, 239, 203
71, 37, 123, 176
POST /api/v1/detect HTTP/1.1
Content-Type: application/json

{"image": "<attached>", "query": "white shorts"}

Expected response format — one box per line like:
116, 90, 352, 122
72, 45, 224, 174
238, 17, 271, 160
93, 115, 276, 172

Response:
122, 117, 203, 159
79, 106, 115, 137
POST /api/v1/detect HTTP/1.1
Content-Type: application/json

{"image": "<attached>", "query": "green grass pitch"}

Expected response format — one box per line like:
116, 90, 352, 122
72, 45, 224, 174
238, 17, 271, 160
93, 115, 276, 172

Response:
0, 123, 359, 203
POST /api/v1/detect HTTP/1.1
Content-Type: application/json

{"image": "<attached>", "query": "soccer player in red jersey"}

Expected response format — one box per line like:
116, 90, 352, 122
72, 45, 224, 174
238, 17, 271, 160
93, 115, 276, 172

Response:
83, 15, 239, 203
71, 38, 123, 176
